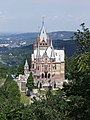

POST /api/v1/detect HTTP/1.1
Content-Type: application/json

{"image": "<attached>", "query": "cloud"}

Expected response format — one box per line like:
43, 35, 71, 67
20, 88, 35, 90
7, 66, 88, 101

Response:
46, 15, 59, 21
0, 14, 13, 22
0, 11, 13, 22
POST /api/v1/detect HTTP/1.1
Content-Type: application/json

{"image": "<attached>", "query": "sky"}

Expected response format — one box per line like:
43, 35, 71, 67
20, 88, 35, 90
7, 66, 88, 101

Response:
0, 0, 90, 33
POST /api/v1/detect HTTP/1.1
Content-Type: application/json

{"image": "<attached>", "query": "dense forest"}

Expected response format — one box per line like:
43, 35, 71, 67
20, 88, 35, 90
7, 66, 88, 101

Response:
0, 23, 90, 119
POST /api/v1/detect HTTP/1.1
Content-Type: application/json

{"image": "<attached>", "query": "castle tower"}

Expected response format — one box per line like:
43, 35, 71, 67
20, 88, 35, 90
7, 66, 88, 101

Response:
50, 40, 55, 59
24, 59, 29, 75
34, 20, 49, 50
36, 42, 41, 58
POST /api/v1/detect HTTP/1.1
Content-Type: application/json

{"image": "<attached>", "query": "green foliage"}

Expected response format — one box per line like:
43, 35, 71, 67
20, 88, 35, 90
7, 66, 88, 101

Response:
0, 87, 67, 120
29, 89, 67, 120
26, 72, 34, 90
73, 23, 90, 53
0, 23, 90, 120
2, 74, 21, 103
20, 93, 30, 105
1, 45, 32, 66
63, 23, 90, 119
0, 102, 24, 120
17, 63, 24, 75
0, 74, 21, 119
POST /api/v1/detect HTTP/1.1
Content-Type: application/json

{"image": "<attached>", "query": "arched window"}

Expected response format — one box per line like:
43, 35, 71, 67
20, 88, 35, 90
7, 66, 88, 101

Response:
40, 83, 42, 88
37, 81, 39, 88
45, 72, 47, 78
48, 73, 50, 78
42, 73, 44, 78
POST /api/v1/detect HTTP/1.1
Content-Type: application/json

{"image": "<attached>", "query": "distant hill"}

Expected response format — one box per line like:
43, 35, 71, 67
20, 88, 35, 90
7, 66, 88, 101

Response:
49, 31, 74, 40
0, 32, 37, 44
0, 31, 75, 44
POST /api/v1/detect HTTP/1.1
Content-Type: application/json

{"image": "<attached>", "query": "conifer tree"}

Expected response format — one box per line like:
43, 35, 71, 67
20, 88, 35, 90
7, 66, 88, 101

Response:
26, 72, 34, 91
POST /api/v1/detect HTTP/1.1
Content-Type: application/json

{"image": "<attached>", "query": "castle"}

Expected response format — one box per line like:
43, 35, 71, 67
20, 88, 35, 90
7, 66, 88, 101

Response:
31, 21, 65, 88
16, 21, 65, 92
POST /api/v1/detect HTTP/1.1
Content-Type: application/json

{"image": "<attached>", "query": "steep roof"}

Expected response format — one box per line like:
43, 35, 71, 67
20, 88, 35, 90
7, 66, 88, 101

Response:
50, 40, 55, 58
24, 59, 29, 67
39, 22, 48, 43
36, 42, 41, 58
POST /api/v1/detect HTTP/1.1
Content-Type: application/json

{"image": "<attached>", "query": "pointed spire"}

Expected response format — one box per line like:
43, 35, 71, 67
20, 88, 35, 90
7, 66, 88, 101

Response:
24, 59, 29, 75
50, 39, 53, 47
40, 18, 48, 43
50, 39, 55, 58
50, 48, 55, 58
24, 59, 29, 67
36, 42, 41, 58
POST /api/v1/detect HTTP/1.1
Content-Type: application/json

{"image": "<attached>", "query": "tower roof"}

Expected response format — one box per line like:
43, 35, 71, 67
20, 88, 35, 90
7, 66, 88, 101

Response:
24, 59, 29, 67
50, 40, 55, 58
39, 20, 48, 43
36, 42, 41, 58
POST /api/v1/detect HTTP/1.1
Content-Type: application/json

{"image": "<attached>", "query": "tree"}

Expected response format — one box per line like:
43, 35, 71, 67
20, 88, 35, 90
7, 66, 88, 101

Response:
63, 24, 90, 120
26, 72, 34, 91
3, 74, 21, 102
0, 75, 21, 119
17, 63, 24, 75
29, 89, 67, 120
73, 23, 90, 53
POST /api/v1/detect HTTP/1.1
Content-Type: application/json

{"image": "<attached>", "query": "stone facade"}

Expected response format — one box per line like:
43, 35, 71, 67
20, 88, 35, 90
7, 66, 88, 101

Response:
31, 22, 65, 88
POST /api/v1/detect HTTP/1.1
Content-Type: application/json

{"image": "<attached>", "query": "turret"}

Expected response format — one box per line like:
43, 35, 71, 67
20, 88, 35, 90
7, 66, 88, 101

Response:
36, 42, 41, 58
50, 40, 55, 59
24, 59, 29, 75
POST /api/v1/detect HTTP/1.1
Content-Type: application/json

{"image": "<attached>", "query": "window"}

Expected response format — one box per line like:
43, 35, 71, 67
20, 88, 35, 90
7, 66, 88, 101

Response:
45, 72, 47, 78
38, 66, 39, 70
42, 73, 44, 78
48, 73, 50, 78
40, 83, 42, 88
32, 64, 34, 68
55, 64, 56, 69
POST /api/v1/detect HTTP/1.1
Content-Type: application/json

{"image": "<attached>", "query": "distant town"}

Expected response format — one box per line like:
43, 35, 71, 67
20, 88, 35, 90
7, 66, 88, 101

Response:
0, 31, 74, 47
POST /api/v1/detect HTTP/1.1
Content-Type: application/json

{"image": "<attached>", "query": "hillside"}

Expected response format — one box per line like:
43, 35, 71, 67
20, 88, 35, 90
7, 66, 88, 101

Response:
49, 31, 74, 40
0, 31, 75, 45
